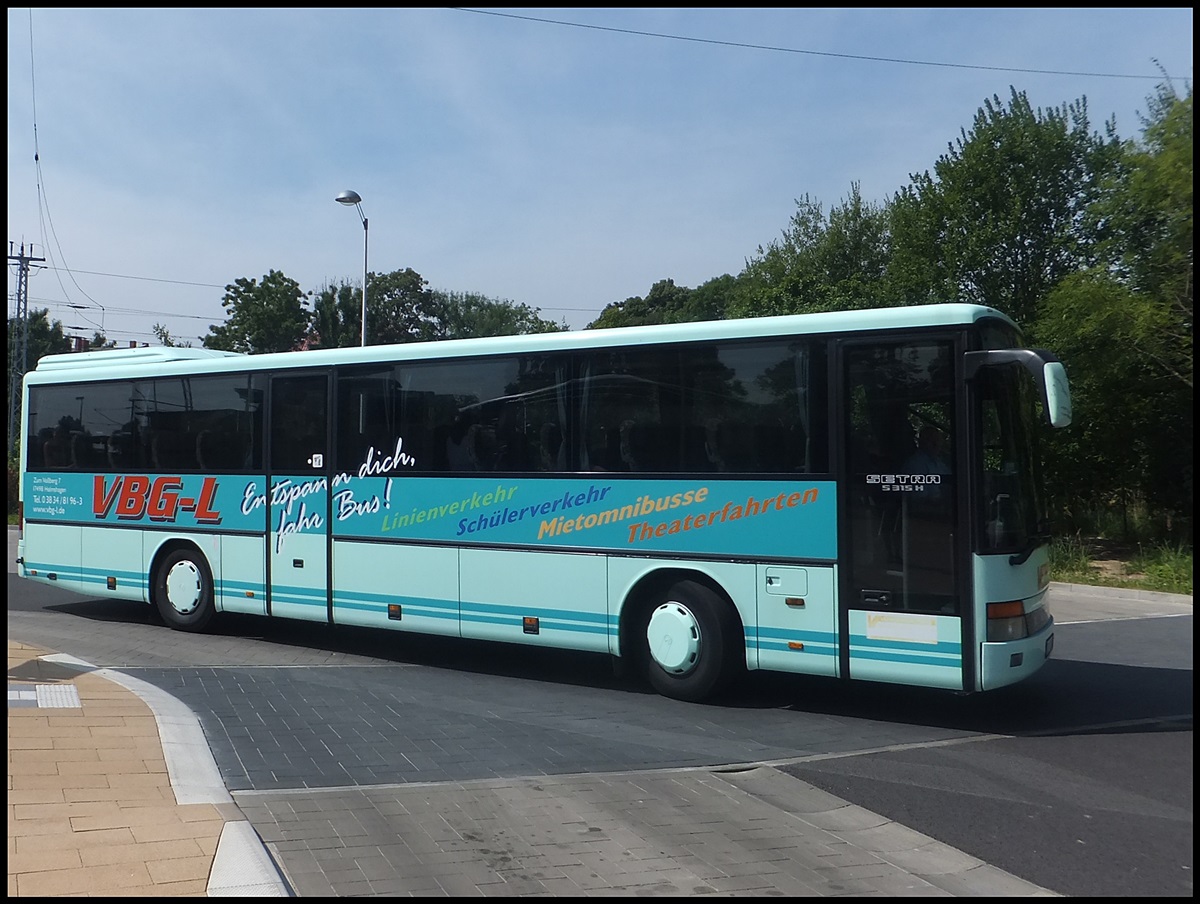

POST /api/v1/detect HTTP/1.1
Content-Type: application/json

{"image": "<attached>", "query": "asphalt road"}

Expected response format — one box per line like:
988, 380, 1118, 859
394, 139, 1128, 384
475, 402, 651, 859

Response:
7, 530, 1193, 896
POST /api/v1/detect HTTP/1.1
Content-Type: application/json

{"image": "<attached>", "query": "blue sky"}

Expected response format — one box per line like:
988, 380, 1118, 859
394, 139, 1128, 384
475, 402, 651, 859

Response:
6, 8, 1193, 345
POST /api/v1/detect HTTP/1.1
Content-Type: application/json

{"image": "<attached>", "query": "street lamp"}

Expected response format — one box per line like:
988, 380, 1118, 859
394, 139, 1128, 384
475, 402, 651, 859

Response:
335, 190, 369, 346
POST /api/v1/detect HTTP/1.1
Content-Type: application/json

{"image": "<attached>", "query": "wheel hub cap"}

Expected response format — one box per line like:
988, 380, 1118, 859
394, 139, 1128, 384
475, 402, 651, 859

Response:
165, 561, 202, 615
647, 602, 701, 674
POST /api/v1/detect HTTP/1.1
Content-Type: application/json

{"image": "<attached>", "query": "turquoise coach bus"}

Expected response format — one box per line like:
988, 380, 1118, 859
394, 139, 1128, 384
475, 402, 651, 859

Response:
16, 303, 1071, 702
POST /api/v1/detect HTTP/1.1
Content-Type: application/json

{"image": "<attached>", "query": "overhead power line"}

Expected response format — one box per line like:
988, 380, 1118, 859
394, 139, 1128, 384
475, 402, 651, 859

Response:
453, 8, 1179, 81
29, 297, 221, 321
36, 265, 226, 290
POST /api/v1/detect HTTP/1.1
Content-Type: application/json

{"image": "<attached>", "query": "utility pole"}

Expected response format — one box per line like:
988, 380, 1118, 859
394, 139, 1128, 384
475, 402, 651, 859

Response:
8, 241, 45, 456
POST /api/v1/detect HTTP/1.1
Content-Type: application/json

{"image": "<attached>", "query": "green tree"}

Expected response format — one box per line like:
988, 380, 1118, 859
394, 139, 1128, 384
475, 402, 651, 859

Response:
685, 274, 739, 322
7, 308, 72, 372
588, 275, 741, 329
888, 88, 1122, 327
730, 185, 891, 319
152, 323, 192, 348
308, 280, 362, 349
1090, 83, 1192, 391
1036, 274, 1156, 521
433, 290, 563, 339
588, 279, 697, 329
366, 268, 439, 345
1038, 83, 1192, 540
311, 275, 560, 347
203, 270, 310, 354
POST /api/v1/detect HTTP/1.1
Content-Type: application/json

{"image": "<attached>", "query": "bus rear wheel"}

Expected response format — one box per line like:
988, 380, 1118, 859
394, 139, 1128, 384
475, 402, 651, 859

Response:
153, 546, 215, 632
641, 580, 739, 703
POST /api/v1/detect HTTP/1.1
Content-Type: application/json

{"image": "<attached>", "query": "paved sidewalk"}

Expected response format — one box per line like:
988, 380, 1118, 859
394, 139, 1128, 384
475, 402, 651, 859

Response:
7, 639, 288, 897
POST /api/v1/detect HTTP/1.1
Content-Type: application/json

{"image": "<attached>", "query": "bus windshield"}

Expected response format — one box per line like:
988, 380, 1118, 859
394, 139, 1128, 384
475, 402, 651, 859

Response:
977, 361, 1047, 557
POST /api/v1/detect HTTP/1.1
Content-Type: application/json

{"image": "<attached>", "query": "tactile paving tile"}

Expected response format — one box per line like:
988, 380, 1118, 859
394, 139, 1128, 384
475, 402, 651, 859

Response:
37, 683, 82, 707
6, 683, 82, 708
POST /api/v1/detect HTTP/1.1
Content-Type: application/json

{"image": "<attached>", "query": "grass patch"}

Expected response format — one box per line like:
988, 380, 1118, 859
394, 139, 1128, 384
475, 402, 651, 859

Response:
1050, 534, 1193, 596
1128, 542, 1194, 595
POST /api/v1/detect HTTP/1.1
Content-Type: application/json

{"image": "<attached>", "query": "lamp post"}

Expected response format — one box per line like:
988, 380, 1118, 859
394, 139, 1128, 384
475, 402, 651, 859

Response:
335, 190, 369, 346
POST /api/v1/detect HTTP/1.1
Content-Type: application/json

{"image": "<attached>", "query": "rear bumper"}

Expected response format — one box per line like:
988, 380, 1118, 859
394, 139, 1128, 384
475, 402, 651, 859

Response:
979, 617, 1054, 690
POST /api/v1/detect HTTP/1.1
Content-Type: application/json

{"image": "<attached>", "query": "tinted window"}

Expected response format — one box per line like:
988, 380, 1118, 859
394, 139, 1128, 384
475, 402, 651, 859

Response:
27, 373, 263, 473
146, 374, 264, 472
332, 339, 829, 478
685, 340, 826, 474
336, 355, 569, 475
270, 375, 327, 473
28, 382, 132, 471
582, 338, 828, 475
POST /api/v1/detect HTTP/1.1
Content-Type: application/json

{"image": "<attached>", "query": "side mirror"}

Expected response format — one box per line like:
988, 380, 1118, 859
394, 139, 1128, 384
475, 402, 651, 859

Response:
1042, 361, 1072, 428
965, 349, 1072, 429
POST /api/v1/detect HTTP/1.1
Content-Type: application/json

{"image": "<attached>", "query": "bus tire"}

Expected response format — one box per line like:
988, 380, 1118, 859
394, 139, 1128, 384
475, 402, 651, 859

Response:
153, 546, 215, 632
641, 579, 740, 703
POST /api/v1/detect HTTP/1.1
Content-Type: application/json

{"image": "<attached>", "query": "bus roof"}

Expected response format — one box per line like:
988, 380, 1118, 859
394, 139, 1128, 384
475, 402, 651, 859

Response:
25, 303, 1016, 384
31, 346, 241, 373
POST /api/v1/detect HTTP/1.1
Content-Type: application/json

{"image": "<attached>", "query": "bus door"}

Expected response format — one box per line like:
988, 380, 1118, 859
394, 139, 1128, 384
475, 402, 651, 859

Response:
267, 374, 331, 623
840, 339, 966, 690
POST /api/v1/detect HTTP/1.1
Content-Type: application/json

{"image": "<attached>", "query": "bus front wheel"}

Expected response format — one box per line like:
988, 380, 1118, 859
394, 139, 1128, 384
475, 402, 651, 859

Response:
153, 547, 215, 632
641, 580, 739, 703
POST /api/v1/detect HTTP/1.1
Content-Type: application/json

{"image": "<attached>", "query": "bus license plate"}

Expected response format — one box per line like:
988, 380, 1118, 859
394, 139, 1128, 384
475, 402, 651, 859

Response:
1045, 633, 1054, 658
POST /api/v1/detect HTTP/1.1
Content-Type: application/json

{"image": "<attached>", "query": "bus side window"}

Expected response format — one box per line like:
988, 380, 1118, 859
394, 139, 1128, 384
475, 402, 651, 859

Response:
107, 428, 136, 470
444, 416, 481, 471
754, 422, 790, 473
703, 419, 756, 472
703, 419, 730, 471
491, 407, 528, 472
271, 380, 326, 472
619, 420, 657, 471
473, 423, 499, 471
538, 423, 564, 471
69, 433, 92, 469
151, 430, 197, 470
586, 424, 621, 472
31, 428, 51, 470
42, 424, 72, 469
196, 428, 245, 471
195, 430, 216, 471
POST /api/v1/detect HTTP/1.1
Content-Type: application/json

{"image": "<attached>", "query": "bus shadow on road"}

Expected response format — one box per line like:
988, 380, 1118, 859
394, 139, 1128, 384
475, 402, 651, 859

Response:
46, 596, 160, 625
38, 594, 644, 693
38, 594, 1192, 734
204, 609, 1194, 738
218, 611, 643, 694
725, 657, 1193, 738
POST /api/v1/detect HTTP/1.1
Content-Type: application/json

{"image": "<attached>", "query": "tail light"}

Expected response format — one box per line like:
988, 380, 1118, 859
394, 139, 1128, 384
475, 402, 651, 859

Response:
987, 599, 1051, 642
